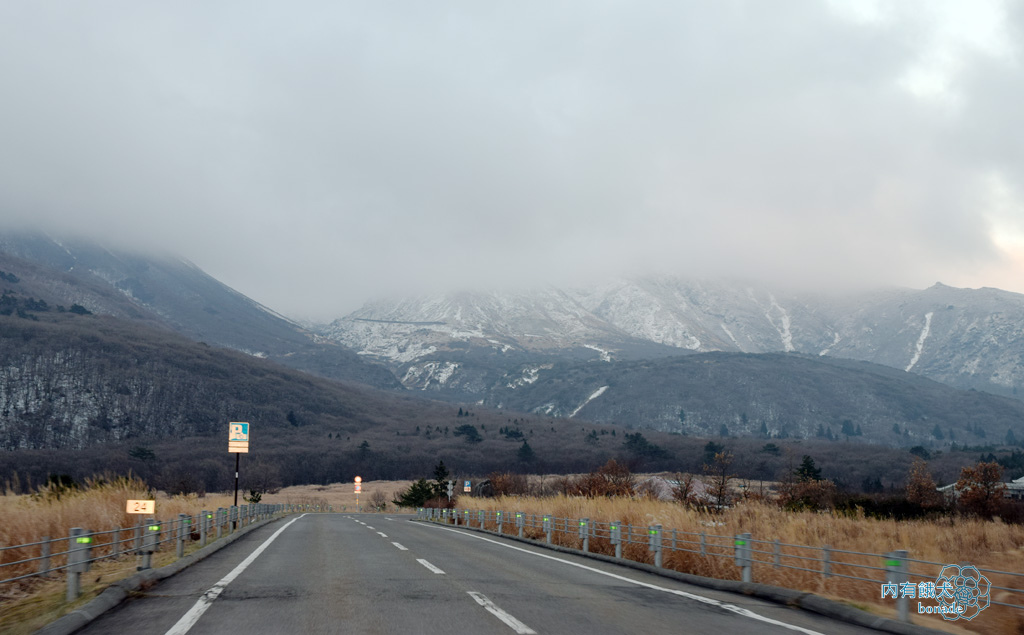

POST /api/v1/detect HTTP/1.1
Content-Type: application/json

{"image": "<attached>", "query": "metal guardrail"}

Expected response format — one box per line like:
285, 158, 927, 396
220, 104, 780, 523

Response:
0, 503, 309, 602
419, 507, 1024, 623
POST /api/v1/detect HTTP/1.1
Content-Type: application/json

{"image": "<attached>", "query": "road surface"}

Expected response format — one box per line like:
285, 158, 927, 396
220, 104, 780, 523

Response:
77, 513, 888, 634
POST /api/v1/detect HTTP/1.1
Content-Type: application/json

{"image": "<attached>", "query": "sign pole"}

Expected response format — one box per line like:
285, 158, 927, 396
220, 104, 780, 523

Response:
234, 452, 240, 507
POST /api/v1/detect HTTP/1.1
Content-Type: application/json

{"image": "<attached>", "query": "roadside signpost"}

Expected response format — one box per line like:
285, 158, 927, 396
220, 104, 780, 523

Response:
463, 480, 471, 493
355, 476, 362, 511
229, 422, 250, 525
126, 500, 155, 514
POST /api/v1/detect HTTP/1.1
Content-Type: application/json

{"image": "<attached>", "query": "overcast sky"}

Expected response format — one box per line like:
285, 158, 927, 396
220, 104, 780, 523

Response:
1, 1, 1022, 320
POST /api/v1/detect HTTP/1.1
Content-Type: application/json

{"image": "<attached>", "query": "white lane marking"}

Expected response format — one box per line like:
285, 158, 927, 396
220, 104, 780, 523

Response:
417, 558, 446, 574
392, 542, 408, 551
164, 514, 306, 635
377, 532, 388, 538
386, 517, 395, 521
367, 526, 375, 530
468, 591, 537, 634
416, 524, 824, 635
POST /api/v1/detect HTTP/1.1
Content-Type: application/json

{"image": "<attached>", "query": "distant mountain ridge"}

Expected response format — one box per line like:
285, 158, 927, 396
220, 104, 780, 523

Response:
0, 232, 401, 389
323, 278, 1024, 400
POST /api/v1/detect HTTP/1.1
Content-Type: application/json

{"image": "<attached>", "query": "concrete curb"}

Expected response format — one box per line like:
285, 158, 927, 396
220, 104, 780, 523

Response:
35, 516, 287, 635
414, 520, 946, 635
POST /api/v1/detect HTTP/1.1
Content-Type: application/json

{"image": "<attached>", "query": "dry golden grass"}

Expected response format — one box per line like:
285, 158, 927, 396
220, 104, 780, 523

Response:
265, 480, 417, 514
454, 495, 1024, 635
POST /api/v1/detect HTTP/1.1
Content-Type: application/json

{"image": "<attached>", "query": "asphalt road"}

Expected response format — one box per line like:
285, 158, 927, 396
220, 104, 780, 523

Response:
76, 514, 888, 635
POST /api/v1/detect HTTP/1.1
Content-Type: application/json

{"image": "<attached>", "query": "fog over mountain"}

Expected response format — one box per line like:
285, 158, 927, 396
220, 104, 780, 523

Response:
1, 2, 1023, 320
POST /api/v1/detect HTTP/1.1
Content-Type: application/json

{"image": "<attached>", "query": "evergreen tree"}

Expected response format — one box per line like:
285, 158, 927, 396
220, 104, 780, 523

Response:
393, 479, 436, 507
795, 455, 822, 482
432, 460, 450, 497
517, 440, 536, 463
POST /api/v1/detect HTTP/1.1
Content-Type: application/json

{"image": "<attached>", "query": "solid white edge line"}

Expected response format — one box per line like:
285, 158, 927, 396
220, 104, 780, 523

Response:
164, 514, 307, 635
415, 523, 825, 635
392, 542, 408, 551
468, 591, 537, 634
416, 558, 446, 574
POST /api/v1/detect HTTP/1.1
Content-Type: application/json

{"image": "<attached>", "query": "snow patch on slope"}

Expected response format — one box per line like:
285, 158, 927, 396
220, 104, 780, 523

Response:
767, 295, 795, 352
720, 324, 742, 351
507, 364, 551, 388
403, 361, 459, 389
819, 332, 841, 356
583, 344, 613, 362
905, 312, 934, 372
569, 386, 609, 418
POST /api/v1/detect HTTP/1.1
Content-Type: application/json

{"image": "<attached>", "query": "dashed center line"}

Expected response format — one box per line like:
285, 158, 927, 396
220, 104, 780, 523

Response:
417, 558, 445, 574
468, 592, 536, 634
392, 542, 408, 551
377, 532, 388, 538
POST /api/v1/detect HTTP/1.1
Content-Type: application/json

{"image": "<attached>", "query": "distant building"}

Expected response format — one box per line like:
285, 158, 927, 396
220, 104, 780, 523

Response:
937, 475, 1024, 501
1007, 476, 1024, 500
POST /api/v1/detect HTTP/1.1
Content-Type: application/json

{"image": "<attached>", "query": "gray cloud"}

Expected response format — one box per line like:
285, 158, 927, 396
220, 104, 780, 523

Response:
1, 1, 1021, 319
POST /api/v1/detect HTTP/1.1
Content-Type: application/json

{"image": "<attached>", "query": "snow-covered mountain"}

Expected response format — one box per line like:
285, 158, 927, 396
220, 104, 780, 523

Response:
322, 278, 1024, 400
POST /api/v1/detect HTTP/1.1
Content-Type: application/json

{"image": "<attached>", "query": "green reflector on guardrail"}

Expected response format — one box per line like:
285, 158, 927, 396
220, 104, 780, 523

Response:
611, 525, 617, 529
735, 540, 746, 545
76, 537, 92, 543
884, 560, 900, 566
207, 514, 212, 519
149, 525, 160, 531
649, 530, 657, 535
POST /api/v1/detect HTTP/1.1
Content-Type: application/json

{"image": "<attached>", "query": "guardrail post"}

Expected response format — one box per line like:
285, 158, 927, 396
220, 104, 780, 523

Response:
497, 511, 503, 534
649, 524, 663, 567
611, 521, 622, 558
200, 510, 210, 546
700, 532, 706, 557
139, 518, 158, 570
464, 510, 470, 526
543, 516, 552, 543
40, 536, 51, 577
671, 528, 677, 552
176, 514, 188, 558
734, 532, 752, 583
885, 550, 909, 623
579, 518, 590, 552
66, 527, 92, 602
230, 506, 238, 532
823, 545, 831, 579
773, 539, 780, 568
216, 508, 225, 539
479, 510, 485, 528
516, 512, 524, 538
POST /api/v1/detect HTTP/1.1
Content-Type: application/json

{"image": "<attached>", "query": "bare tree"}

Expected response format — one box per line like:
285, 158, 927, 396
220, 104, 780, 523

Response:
369, 490, 388, 512
703, 452, 735, 510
